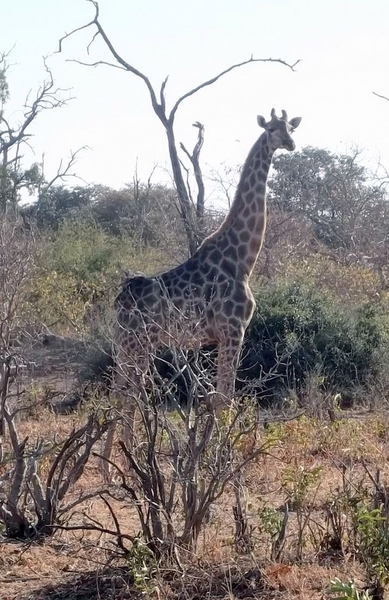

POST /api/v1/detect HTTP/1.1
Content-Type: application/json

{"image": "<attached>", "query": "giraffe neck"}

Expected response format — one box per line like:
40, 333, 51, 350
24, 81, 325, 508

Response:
204, 132, 274, 278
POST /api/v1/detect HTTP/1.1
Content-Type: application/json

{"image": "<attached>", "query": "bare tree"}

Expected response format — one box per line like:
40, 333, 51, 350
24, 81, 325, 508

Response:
57, 0, 299, 255
0, 52, 83, 214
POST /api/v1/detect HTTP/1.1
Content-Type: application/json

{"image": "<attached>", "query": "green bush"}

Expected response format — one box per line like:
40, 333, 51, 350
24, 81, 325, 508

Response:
238, 282, 389, 402
78, 280, 389, 407
29, 221, 162, 333
42, 220, 128, 280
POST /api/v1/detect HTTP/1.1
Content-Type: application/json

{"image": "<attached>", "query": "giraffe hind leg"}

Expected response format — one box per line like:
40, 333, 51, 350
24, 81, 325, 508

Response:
100, 343, 149, 480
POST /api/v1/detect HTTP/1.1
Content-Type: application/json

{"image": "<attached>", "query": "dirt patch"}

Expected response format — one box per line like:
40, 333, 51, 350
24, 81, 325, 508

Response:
6, 326, 106, 418
14, 328, 89, 389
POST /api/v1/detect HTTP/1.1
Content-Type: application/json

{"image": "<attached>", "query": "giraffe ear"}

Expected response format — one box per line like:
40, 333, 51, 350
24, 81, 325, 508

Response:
257, 115, 267, 129
289, 117, 302, 129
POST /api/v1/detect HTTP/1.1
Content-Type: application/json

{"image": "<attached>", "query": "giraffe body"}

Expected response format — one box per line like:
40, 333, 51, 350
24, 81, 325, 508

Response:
110, 109, 301, 457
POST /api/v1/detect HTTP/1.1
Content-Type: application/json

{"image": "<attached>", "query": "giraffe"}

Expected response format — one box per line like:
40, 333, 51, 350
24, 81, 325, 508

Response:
106, 108, 301, 468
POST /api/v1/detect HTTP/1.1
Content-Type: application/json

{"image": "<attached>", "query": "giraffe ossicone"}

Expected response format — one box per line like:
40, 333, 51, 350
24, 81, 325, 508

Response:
109, 108, 301, 457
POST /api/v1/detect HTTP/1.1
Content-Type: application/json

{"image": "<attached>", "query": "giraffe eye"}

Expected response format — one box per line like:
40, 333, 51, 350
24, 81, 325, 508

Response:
268, 127, 275, 133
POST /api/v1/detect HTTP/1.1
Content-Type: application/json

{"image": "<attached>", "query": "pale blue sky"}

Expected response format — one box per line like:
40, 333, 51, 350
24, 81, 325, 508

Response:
2, 0, 389, 204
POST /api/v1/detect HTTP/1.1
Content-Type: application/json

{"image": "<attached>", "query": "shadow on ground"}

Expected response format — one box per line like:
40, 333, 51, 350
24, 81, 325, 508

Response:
20, 565, 272, 600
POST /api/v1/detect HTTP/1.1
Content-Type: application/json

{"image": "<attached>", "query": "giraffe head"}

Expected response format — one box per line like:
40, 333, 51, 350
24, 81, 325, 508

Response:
257, 109, 301, 152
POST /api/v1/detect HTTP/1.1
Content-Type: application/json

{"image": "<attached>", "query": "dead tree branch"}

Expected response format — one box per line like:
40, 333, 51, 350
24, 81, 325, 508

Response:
57, 0, 299, 254
40, 146, 89, 193
180, 122, 205, 234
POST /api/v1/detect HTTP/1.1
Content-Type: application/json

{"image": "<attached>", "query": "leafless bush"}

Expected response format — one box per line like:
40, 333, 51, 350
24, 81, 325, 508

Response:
0, 215, 36, 434
0, 399, 107, 538
0, 216, 109, 539
94, 345, 274, 561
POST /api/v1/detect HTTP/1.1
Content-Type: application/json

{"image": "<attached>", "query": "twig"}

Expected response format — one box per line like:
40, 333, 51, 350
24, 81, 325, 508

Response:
372, 91, 389, 102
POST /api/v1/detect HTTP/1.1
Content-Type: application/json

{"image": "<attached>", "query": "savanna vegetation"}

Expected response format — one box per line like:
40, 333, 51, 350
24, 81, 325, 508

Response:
2, 11, 389, 600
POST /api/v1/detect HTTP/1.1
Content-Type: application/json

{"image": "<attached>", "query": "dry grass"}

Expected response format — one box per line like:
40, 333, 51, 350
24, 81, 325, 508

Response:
2, 404, 389, 599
